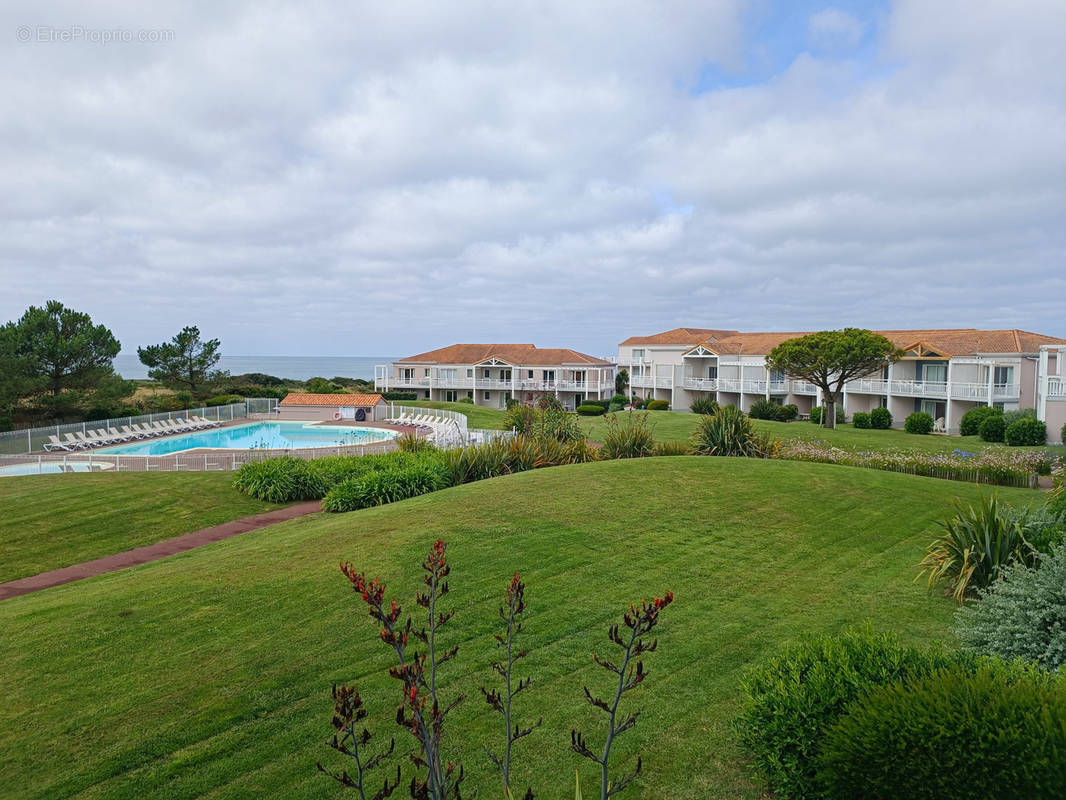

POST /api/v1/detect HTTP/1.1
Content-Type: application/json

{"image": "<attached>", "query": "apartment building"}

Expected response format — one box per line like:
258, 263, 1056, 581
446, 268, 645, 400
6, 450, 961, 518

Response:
374, 344, 614, 409
619, 327, 1066, 441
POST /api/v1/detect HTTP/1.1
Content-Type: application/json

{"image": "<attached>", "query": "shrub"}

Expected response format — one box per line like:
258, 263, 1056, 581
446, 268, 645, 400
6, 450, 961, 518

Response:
918, 492, 1039, 602
532, 407, 583, 442
536, 394, 563, 411
851, 411, 871, 429
205, 394, 244, 407
609, 394, 627, 406
440, 438, 512, 484
690, 405, 777, 458
960, 405, 1001, 436
458, 396, 474, 404
321, 458, 451, 512
1003, 407, 1038, 427
396, 432, 437, 453
735, 627, 997, 800
1050, 469, 1066, 515
646, 399, 669, 411
904, 411, 934, 434
502, 403, 537, 434
748, 399, 779, 420
689, 396, 719, 416
817, 667, 1066, 800
979, 413, 1007, 442
777, 403, 798, 422
381, 391, 417, 401
607, 400, 625, 413
576, 404, 606, 416
233, 456, 328, 502
582, 399, 611, 410
653, 440, 690, 456
955, 544, 1066, 671
1005, 417, 1046, 446
1061, 421, 1066, 446
599, 412, 656, 460
869, 406, 892, 429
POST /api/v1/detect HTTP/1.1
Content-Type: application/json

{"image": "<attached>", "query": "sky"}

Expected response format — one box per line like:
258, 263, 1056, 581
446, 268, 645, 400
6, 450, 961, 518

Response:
1, 0, 1063, 358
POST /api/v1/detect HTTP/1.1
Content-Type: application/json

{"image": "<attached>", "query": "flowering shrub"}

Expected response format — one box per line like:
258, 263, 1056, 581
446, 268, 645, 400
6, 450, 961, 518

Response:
779, 441, 1056, 487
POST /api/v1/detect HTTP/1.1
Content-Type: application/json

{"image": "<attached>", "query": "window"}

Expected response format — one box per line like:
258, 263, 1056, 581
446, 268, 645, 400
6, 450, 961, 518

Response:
484, 391, 491, 400
401, 368, 414, 382
424, 368, 430, 378
484, 369, 491, 378
769, 369, 785, 383
544, 370, 555, 382
440, 368, 457, 383
424, 390, 430, 398
994, 366, 1014, 386
527, 370, 534, 379
445, 390, 457, 402
633, 349, 644, 359
707, 366, 718, 379
501, 369, 511, 381
466, 391, 473, 398
466, 369, 473, 378
923, 364, 947, 384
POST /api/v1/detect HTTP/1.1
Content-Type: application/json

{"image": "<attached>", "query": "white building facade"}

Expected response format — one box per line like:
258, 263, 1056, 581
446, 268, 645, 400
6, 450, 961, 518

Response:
618, 327, 1066, 441
375, 343, 615, 410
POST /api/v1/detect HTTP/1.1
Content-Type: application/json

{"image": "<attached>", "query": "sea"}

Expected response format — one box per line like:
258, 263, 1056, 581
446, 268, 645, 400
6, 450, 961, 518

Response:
114, 354, 397, 382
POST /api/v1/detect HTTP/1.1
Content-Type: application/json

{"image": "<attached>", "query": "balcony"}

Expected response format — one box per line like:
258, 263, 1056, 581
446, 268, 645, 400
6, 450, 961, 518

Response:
789, 381, 819, 395
717, 378, 742, 393
1050, 378, 1065, 397
683, 377, 718, 391
847, 378, 889, 394
890, 380, 948, 398
950, 382, 1020, 400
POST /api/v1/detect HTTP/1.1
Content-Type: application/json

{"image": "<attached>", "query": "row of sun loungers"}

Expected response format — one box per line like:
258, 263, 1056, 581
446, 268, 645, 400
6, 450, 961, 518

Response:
43, 417, 223, 451
384, 413, 453, 429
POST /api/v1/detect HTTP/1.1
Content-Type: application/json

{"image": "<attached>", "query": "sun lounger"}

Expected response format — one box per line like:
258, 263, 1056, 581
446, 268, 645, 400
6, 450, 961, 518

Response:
61, 433, 86, 449
193, 416, 220, 428
119, 425, 144, 439
74, 431, 103, 448
149, 421, 172, 435
44, 435, 74, 452
131, 423, 155, 437
107, 427, 131, 442
92, 429, 120, 444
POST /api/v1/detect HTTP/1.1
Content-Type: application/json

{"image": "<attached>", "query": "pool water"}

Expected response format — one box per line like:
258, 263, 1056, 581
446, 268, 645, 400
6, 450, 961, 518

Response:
96, 421, 397, 455
0, 462, 111, 476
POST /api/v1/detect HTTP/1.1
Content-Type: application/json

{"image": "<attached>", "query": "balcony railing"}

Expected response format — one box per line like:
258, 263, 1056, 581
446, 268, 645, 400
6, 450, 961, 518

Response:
683, 377, 718, 391
789, 381, 818, 395
889, 380, 947, 398
950, 382, 1020, 400
1050, 378, 1065, 397
847, 378, 889, 394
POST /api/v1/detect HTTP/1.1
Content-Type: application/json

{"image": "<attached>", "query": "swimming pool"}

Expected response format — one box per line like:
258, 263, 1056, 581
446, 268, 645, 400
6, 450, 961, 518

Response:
0, 461, 113, 476
95, 421, 397, 455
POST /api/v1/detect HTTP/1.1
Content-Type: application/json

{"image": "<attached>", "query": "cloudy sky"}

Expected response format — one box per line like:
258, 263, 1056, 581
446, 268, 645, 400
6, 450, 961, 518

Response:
1, 0, 1063, 358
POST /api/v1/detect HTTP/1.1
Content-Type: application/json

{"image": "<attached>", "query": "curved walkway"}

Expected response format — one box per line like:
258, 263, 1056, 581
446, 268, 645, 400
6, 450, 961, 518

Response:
0, 501, 321, 601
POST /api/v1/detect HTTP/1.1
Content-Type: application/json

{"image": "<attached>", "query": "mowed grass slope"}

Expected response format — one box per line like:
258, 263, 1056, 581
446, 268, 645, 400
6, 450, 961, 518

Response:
409, 400, 1065, 456
0, 472, 283, 582
0, 459, 1032, 799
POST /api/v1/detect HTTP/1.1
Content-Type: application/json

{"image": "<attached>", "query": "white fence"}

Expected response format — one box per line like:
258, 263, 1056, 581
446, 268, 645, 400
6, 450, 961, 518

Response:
0, 399, 278, 455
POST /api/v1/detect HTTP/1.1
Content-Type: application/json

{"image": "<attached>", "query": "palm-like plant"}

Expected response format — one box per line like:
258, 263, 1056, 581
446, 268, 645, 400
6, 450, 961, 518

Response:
689, 405, 776, 458
917, 492, 1038, 603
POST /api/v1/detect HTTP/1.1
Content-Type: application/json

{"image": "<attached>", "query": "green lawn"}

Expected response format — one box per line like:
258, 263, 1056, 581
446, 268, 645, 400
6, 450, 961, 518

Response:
0, 472, 283, 583
0, 459, 1033, 799
406, 401, 1065, 457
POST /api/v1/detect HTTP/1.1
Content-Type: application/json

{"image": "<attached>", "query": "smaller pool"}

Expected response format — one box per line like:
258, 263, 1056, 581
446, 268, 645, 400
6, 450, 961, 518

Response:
0, 462, 112, 476
95, 421, 397, 456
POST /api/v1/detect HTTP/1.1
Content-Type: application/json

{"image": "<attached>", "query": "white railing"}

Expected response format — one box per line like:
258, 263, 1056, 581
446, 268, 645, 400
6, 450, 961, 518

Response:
890, 380, 948, 397
950, 382, 1021, 400
769, 380, 789, 394
742, 379, 767, 393
847, 378, 889, 394
1050, 378, 1065, 397
0, 401, 276, 456
717, 378, 742, 392
683, 377, 718, 391
789, 381, 819, 395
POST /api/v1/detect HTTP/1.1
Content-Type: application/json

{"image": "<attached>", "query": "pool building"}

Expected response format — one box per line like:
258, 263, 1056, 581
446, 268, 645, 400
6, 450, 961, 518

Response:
276, 393, 387, 422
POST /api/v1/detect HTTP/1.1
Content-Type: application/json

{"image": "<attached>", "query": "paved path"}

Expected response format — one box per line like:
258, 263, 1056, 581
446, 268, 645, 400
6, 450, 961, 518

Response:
0, 501, 321, 601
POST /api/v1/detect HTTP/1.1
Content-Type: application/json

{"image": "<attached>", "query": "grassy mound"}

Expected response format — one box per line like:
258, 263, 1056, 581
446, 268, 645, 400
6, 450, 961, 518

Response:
0, 459, 1033, 798
0, 472, 283, 583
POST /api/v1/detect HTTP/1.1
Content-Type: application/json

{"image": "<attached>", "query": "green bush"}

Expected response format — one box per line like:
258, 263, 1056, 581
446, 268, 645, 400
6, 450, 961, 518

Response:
607, 400, 625, 413
502, 404, 537, 435
232, 456, 328, 502
610, 394, 627, 406
817, 667, 1066, 800
440, 438, 512, 484
646, 399, 669, 411
532, 407, 583, 442
918, 492, 1038, 602
653, 440, 690, 457
690, 405, 778, 458
689, 397, 719, 416
582, 399, 611, 410
381, 392, 417, 401
1061, 422, 1066, 445
904, 411, 934, 434
851, 411, 871, 429
955, 543, 1066, 671
205, 394, 244, 407
321, 459, 451, 512
395, 432, 437, 453
1003, 407, 1037, 427
1051, 470, 1066, 515
735, 627, 997, 800
536, 394, 564, 411
869, 406, 892, 429
1005, 417, 1046, 446
748, 399, 780, 420
979, 413, 1007, 442
777, 403, 798, 422
458, 396, 474, 404
576, 404, 606, 416
599, 412, 656, 460
960, 405, 1002, 436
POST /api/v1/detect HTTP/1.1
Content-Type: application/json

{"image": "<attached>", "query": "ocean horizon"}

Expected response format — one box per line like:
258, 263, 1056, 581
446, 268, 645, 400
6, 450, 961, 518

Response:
114, 354, 397, 382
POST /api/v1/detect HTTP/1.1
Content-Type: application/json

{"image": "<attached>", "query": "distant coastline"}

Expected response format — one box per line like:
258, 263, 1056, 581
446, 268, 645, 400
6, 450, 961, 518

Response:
114, 354, 397, 382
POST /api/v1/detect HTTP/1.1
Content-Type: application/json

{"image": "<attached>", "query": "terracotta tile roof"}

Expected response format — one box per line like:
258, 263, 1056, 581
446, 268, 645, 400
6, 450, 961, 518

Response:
280, 393, 384, 406
620, 327, 739, 346
683, 329, 1066, 358
398, 344, 611, 366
